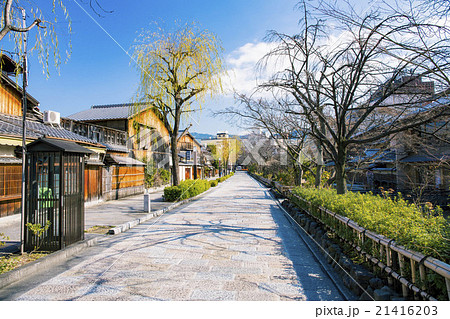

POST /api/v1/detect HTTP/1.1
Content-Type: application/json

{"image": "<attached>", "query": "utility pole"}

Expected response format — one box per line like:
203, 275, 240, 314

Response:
20, 7, 28, 255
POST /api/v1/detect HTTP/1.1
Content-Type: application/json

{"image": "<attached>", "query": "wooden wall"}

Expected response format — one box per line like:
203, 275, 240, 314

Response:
112, 166, 145, 190
0, 164, 21, 218
129, 107, 170, 156
0, 83, 22, 116
84, 165, 102, 202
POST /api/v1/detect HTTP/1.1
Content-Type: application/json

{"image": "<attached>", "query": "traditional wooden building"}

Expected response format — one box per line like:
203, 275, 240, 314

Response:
347, 96, 450, 206
177, 129, 203, 181
69, 103, 214, 183
69, 103, 170, 169
0, 55, 109, 217
60, 117, 146, 202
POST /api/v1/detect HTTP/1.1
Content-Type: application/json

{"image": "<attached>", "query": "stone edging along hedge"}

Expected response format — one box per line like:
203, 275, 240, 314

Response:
279, 198, 400, 301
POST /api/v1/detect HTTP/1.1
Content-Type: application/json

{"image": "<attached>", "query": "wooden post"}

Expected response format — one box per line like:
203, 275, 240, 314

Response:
419, 264, 427, 300
398, 254, 409, 298
445, 278, 450, 301
374, 243, 382, 275
410, 259, 419, 300
387, 246, 393, 285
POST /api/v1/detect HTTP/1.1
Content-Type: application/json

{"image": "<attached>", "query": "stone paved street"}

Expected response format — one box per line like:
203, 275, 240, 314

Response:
3, 172, 344, 301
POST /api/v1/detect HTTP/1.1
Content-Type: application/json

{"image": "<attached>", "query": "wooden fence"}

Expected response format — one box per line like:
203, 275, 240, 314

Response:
112, 166, 145, 190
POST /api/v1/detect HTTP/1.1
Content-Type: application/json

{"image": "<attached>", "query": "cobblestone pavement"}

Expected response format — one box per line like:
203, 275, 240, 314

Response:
0, 189, 169, 243
7, 172, 344, 301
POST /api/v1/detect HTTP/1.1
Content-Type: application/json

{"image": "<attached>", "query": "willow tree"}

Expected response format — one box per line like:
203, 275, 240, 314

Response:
0, 1, 110, 74
0, 0, 73, 75
132, 22, 225, 186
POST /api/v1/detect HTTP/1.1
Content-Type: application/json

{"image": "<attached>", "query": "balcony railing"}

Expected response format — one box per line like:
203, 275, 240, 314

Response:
179, 142, 193, 150
61, 118, 127, 146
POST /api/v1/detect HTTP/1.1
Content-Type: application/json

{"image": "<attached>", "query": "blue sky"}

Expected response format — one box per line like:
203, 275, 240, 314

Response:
8, 1, 366, 135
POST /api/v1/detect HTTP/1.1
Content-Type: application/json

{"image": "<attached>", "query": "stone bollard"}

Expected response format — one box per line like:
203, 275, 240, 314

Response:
144, 189, 151, 213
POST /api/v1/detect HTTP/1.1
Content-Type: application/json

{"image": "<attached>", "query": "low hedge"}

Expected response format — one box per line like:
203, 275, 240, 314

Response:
217, 172, 234, 183
164, 173, 234, 202
210, 180, 218, 187
291, 187, 449, 262
164, 179, 211, 202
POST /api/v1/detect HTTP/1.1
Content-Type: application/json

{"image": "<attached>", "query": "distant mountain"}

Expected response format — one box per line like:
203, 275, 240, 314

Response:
190, 132, 216, 141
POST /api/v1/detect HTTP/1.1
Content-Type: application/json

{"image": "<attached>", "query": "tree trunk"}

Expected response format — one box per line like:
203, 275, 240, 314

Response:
314, 141, 324, 188
335, 145, 347, 194
170, 135, 179, 186
315, 120, 326, 188
315, 164, 323, 188
170, 96, 182, 186
296, 163, 303, 186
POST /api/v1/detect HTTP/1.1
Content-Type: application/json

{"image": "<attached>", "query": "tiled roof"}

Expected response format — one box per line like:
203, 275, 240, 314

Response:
0, 114, 101, 145
68, 102, 152, 121
27, 137, 95, 154
103, 143, 128, 153
0, 156, 21, 164
104, 154, 145, 166
68, 104, 130, 121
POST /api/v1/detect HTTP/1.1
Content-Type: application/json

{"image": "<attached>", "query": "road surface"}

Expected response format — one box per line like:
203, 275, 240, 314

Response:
1, 172, 345, 301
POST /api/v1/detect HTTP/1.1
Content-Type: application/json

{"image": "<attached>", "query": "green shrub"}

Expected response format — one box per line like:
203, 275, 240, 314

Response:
292, 187, 449, 262
163, 185, 182, 202
164, 173, 236, 202
164, 179, 212, 202
159, 169, 171, 184
144, 158, 171, 187
210, 180, 218, 187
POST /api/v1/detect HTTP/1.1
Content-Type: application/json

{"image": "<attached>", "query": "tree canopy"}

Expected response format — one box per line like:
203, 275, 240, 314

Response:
0, 0, 73, 75
132, 22, 225, 185
225, 0, 450, 194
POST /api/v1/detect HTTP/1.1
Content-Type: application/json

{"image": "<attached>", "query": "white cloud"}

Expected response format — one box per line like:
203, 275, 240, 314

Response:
222, 41, 280, 96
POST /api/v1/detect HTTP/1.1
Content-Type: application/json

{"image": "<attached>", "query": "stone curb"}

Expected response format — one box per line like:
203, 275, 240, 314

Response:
107, 179, 229, 235
84, 184, 170, 208
0, 236, 99, 290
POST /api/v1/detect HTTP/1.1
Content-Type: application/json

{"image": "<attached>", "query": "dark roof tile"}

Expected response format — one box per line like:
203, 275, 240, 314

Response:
0, 114, 101, 145
68, 105, 129, 121
68, 102, 152, 122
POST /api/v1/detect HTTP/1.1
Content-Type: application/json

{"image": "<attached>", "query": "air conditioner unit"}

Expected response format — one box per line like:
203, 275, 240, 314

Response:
44, 110, 61, 125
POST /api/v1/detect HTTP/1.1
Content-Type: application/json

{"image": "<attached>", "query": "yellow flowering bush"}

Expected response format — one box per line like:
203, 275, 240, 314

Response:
292, 187, 449, 262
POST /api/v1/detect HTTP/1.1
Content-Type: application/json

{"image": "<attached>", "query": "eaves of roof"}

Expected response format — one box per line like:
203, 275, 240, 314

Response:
27, 137, 95, 154
1, 73, 39, 106
0, 114, 105, 148
104, 154, 145, 166
68, 102, 155, 122
102, 143, 129, 153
